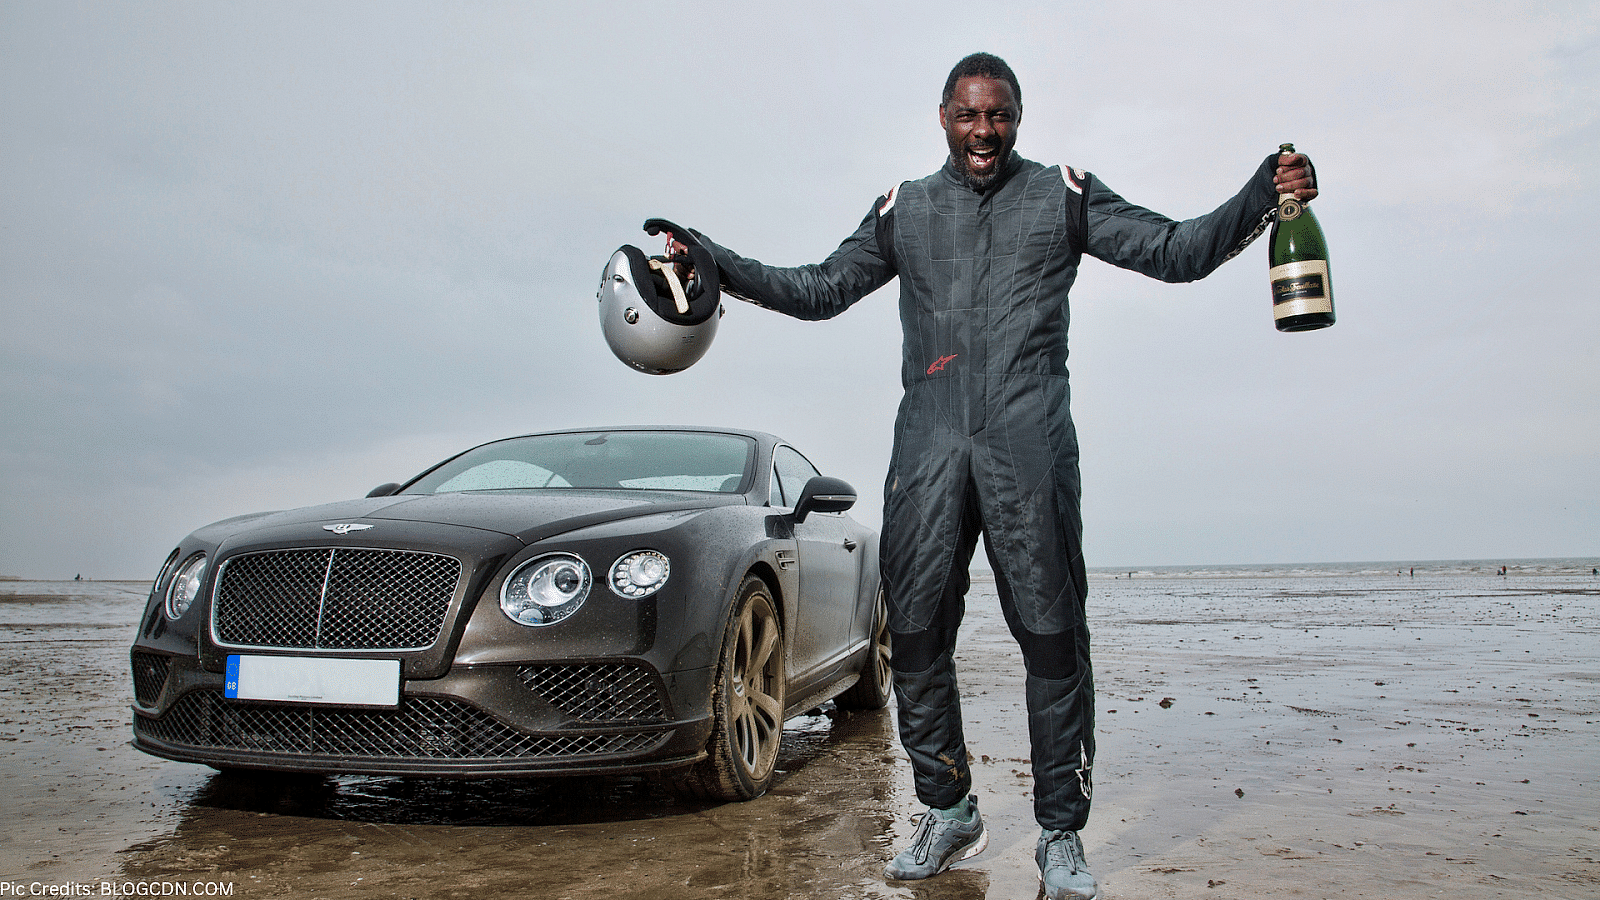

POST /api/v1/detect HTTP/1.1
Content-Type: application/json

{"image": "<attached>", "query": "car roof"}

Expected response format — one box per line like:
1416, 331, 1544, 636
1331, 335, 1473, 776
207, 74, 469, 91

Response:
504, 425, 785, 447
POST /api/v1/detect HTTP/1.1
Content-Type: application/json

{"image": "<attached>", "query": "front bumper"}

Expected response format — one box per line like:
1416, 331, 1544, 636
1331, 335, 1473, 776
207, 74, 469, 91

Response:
130, 651, 714, 776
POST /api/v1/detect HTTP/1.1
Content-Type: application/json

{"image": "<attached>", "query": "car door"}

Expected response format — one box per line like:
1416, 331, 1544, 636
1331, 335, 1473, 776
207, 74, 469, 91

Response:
771, 446, 860, 680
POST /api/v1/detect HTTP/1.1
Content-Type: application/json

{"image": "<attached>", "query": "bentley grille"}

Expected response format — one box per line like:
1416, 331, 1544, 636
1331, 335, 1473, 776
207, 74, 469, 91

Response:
136, 691, 666, 760
212, 548, 460, 651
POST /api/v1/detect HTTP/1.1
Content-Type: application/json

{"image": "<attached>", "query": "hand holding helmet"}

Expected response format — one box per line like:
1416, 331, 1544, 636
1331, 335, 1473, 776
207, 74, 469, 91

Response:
596, 220, 723, 375
643, 218, 698, 285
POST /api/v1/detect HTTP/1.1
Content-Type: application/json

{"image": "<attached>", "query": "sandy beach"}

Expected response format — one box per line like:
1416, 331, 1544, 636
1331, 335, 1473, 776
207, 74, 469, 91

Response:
1, 563, 1595, 898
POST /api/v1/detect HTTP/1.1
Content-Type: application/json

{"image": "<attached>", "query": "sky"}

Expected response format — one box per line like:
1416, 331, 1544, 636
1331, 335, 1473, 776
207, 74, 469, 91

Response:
2, 1, 1596, 579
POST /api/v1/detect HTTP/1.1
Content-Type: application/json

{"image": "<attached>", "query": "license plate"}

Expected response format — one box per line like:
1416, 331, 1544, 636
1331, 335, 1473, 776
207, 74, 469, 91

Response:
225, 655, 400, 707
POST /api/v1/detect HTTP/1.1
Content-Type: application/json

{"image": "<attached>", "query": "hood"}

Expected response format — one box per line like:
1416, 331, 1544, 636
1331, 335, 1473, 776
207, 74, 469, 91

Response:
197, 490, 743, 546
370, 490, 742, 543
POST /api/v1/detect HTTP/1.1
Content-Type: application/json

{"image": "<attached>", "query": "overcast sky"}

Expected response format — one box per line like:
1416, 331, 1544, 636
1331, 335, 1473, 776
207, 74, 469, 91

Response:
3, 1, 1596, 579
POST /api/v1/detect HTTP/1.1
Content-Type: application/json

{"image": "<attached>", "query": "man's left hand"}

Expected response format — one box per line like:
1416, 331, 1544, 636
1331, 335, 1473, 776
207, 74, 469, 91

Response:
1274, 152, 1318, 201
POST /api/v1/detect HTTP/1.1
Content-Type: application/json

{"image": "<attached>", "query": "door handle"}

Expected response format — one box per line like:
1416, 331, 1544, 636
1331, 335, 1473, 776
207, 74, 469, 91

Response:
843, 539, 858, 552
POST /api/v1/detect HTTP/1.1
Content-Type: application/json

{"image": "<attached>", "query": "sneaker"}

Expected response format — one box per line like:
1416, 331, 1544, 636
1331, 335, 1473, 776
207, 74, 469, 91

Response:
883, 795, 989, 880
1037, 829, 1099, 900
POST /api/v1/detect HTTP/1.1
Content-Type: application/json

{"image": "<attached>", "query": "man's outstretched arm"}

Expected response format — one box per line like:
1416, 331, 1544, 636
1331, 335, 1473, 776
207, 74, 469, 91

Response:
648, 201, 897, 321
1085, 150, 1318, 283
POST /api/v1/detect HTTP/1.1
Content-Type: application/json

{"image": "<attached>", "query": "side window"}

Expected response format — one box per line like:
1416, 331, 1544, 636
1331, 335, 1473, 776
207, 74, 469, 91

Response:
771, 446, 821, 508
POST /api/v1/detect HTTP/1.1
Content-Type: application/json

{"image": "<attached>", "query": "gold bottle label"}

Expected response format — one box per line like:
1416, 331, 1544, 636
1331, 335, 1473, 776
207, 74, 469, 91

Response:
1270, 259, 1332, 318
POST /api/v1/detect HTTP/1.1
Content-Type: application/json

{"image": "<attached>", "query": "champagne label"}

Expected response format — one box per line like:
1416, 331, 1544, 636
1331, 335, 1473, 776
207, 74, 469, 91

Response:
1278, 197, 1303, 221
1270, 259, 1332, 318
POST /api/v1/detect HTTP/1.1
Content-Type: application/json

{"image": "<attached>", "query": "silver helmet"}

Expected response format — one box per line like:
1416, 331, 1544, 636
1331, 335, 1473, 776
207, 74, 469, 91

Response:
597, 229, 721, 375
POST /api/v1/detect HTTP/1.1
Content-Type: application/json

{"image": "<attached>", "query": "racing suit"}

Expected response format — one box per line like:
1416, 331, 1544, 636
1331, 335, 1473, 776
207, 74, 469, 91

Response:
682, 151, 1281, 831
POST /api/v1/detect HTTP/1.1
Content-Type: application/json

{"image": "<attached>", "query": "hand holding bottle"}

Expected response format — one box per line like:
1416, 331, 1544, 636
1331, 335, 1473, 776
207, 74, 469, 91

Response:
1273, 151, 1318, 201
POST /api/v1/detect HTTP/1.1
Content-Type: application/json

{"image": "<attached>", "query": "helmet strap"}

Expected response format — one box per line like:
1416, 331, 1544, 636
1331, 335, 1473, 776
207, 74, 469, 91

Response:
647, 258, 691, 315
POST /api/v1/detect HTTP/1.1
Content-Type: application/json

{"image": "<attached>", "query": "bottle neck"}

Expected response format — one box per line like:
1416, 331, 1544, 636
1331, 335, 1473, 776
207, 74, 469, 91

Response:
1277, 143, 1300, 217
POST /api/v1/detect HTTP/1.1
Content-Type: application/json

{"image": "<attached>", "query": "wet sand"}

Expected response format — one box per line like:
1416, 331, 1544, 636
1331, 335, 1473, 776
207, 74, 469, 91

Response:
1, 568, 1595, 898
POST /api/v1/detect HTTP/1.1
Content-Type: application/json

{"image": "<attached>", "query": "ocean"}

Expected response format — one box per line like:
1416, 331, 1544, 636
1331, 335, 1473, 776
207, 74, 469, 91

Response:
1084, 557, 1600, 579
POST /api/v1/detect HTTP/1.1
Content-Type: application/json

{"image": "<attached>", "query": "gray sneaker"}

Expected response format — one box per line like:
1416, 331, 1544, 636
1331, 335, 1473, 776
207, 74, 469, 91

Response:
883, 796, 989, 880
1037, 829, 1099, 900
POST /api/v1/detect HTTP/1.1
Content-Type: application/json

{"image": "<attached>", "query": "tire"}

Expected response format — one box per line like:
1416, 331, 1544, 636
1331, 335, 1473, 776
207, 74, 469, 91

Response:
836, 587, 892, 710
677, 575, 787, 801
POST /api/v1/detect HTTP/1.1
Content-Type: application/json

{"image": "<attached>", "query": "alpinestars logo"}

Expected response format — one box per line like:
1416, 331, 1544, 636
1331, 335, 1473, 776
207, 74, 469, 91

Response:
926, 354, 958, 375
1076, 742, 1093, 800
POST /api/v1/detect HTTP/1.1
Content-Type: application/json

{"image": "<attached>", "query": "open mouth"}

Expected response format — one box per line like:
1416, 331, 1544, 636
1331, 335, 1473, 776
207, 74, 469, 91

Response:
965, 143, 1001, 172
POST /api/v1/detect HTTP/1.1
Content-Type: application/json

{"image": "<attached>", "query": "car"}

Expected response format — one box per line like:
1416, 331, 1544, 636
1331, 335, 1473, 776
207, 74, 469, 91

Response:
129, 426, 890, 801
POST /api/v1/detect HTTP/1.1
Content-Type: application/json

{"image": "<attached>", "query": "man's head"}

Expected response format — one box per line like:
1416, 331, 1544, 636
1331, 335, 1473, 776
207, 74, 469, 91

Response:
940, 53, 1022, 191
941, 52, 1022, 110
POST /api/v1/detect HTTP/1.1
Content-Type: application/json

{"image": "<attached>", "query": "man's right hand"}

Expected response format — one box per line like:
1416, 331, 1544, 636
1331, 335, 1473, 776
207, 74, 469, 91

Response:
643, 218, 696, 282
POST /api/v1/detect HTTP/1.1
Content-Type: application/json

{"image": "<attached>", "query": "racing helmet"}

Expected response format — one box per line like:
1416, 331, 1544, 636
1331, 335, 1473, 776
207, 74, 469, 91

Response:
597, 232, 722, 375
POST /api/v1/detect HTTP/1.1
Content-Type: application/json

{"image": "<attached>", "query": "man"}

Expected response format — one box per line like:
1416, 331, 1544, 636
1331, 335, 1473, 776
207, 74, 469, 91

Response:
654, 52, 1317, 900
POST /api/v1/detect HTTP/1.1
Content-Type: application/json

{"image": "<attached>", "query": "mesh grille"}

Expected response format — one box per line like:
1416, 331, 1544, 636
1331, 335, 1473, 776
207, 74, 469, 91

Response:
132, 652, 171, 707
213, 548, 460, 650
517, 663, 668, 722
137, 691, 665, 760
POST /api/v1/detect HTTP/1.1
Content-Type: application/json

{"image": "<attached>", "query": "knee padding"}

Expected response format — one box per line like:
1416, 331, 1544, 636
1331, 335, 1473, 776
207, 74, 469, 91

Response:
889, 628, 946, 675
1012, 626, 1086, 681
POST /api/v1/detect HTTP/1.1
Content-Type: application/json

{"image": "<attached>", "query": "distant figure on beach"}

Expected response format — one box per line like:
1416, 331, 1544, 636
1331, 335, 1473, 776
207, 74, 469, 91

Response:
1499, 566, 1507, 576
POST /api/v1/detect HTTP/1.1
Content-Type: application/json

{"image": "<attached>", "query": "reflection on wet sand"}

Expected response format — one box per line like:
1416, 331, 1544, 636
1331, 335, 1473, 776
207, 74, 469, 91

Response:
120, 709, 917, 899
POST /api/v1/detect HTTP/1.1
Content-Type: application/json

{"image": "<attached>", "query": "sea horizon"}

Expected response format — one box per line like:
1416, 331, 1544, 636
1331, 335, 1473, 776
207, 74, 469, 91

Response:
985, 556, 1600, 580
4, 555, 1599, 584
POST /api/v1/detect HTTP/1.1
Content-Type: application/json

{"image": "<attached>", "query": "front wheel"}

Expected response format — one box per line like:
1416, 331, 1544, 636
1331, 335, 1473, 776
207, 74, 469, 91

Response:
677, 575, 786, 801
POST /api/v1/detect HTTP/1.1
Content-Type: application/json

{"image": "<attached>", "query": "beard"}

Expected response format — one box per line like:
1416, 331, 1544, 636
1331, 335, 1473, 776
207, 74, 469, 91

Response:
951, 143, 1011, 192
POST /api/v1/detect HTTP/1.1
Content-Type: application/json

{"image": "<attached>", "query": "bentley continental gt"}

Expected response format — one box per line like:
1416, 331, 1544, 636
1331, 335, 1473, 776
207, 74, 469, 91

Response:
130, 427, 890, 801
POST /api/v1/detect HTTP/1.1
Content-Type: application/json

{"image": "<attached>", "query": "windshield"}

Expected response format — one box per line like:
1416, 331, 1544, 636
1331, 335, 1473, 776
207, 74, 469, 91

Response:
402, 431, 755, 495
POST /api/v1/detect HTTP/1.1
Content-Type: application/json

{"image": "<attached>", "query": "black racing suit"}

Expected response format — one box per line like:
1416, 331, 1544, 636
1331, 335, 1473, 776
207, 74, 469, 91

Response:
684, 151, 1280, 830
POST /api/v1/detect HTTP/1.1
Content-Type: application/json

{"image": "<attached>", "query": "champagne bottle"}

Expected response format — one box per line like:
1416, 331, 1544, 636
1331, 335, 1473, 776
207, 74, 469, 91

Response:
1270, 143, 1335, 331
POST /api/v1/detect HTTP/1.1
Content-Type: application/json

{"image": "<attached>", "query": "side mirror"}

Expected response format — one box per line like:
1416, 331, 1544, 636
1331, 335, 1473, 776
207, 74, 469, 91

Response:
793, 476, 856, 523
366, 482, 401, 498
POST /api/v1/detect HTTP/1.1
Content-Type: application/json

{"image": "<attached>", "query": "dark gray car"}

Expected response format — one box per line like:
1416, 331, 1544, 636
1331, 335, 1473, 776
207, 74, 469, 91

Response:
130, 427, 889, 801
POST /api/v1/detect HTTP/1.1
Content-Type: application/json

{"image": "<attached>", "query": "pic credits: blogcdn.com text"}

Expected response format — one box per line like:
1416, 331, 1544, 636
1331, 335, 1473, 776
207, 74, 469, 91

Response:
2, 884, 237, 898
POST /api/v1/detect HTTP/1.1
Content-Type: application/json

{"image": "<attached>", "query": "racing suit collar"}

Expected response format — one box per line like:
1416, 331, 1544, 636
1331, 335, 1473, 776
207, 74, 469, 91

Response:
941, 150, 1024, 195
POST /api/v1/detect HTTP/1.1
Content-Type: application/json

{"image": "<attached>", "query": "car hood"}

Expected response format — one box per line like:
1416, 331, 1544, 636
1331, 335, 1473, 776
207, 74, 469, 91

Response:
198, 490, 745, 546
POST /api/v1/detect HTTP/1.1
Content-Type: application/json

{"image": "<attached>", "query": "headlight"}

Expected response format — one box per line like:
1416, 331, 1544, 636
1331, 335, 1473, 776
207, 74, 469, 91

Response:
164, 553, 207, 620
609, 550, 670, 598
501, 553, 591, 626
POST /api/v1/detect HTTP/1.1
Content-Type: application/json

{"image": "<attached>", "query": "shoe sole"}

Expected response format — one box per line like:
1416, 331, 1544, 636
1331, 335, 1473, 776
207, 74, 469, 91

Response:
1036, 869, 1099, 900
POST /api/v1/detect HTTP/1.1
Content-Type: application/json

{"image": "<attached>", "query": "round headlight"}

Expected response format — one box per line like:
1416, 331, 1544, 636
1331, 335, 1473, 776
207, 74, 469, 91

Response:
501, 553, 591, 626
610, 550, 670, 598
165, 553, 207, 620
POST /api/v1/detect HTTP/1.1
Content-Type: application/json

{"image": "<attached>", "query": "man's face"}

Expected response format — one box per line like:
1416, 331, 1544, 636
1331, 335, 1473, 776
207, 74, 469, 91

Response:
940, 76, 1020, 190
